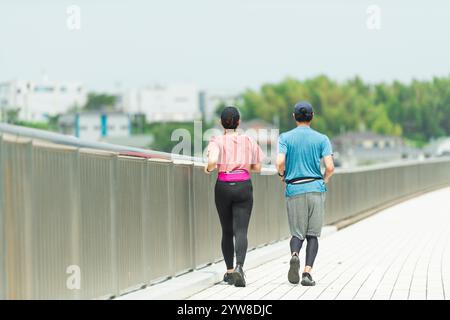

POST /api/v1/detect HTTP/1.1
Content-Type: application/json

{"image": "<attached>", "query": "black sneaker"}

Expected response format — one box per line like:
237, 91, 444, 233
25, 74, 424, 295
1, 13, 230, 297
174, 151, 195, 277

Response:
233, 265, 246, 287
223, 272, 234, 285
301, 272, 316, 286
288, 255, 300, 284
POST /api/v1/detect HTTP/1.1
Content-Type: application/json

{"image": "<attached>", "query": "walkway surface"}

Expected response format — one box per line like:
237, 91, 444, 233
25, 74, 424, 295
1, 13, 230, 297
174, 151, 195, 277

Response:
188, 187, 450, 300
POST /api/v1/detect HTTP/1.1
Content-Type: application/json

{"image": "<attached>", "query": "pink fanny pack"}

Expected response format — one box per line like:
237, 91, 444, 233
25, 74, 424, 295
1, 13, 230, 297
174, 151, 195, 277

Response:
218, 169, 250, 182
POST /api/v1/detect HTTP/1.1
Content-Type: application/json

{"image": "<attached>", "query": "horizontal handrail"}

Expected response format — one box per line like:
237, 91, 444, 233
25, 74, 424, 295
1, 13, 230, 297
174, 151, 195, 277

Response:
1, 122, 449, 173
0, 122, 202, 162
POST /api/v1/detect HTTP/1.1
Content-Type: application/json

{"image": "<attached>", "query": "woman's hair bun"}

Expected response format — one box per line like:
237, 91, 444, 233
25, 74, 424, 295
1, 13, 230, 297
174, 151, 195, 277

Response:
220, 106, 240, 129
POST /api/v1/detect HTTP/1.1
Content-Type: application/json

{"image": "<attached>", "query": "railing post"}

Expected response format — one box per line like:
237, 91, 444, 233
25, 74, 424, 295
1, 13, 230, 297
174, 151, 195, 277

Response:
167, 160, 176, 276
68, 148, 81, 299
23, 139, 34, 299
109, 154, 119, 297
0, 134, 5, 300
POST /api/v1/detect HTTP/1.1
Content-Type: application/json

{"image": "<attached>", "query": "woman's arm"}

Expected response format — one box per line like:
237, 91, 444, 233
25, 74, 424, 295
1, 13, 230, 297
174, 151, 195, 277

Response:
204, 147, 219, 174
250, 137, 264, 173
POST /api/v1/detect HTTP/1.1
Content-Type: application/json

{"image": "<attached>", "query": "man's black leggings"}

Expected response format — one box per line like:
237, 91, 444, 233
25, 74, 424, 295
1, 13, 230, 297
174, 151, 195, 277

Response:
290, 235, 319, 267
215, 179, 253, 270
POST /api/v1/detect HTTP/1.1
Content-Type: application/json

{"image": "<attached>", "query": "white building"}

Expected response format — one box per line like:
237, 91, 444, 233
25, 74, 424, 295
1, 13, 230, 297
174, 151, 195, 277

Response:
123, 84, 200, 123
58, 111, 130, 141
331, 131, 421, 167
0, 79, 87, 122
199, 89, 241, 122
424, 137, 450, 157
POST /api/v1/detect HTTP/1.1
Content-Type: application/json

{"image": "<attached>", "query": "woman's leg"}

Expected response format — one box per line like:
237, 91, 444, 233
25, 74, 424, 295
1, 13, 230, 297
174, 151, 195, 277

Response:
214, 182, 234, 270
232, 182, 253, 267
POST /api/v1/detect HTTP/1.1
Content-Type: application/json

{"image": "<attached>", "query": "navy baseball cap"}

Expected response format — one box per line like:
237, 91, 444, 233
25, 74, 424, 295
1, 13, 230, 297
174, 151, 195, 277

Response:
294, 101, 313, 115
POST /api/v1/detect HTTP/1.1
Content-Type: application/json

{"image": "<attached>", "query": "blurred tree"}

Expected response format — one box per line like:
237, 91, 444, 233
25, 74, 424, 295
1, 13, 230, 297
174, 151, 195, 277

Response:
84, 93, 117, 111
140, 74, 450, 153
236, 74, 450, 143
145, 121, 214, 154
5, 108, 20, 124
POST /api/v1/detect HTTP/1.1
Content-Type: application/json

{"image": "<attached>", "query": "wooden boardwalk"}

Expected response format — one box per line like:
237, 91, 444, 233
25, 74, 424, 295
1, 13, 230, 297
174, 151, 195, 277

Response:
188, 187, 450, 300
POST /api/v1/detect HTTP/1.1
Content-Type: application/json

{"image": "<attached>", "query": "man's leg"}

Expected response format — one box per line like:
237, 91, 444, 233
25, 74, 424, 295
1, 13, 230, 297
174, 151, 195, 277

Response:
290, 236, 304, 256
301, 192, 325, 286
286, 194, 308, 284
304, 235, 319, 273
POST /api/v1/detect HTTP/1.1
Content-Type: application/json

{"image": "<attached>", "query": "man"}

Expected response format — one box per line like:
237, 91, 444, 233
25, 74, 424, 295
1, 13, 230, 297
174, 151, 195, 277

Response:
276, 101, 334, 286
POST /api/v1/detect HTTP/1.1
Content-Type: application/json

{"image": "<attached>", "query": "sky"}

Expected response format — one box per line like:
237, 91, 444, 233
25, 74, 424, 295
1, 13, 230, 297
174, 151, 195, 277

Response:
0, 0, 449, 92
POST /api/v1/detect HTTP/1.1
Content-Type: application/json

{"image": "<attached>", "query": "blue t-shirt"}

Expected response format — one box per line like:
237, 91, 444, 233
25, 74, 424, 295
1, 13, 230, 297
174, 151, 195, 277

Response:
278, 126, 333, 198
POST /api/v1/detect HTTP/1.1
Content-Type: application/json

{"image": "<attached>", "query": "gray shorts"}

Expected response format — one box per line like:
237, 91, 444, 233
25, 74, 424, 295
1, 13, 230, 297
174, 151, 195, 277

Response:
286, 192, 326, 240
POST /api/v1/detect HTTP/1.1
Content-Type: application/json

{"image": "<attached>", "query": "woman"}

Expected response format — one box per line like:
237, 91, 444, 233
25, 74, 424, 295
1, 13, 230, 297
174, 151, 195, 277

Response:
205, 106, 264, 287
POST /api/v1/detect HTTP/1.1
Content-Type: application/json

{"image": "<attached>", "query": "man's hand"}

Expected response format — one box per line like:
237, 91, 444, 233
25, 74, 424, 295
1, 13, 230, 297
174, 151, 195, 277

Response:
276, 154, 286, 183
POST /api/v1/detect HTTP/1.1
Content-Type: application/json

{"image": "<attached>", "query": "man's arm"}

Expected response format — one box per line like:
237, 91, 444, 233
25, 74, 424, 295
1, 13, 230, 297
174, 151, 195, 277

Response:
276, 153, 286, 181
276, 133, 287, 181
323, 155, 334, 183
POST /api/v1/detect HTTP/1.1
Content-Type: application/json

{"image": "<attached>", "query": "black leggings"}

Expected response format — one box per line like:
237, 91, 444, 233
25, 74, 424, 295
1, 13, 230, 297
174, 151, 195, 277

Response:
290, 236, 319, 268
215, 179, 253, 270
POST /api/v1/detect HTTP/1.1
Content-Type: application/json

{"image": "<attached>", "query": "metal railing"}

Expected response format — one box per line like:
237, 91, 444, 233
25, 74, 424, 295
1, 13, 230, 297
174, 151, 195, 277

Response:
1, 125, 450, 299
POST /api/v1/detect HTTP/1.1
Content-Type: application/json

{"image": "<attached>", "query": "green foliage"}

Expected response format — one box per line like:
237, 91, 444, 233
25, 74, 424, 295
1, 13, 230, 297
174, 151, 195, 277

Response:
84, 93, 117, 111
144, 121, 214, 153
7, 75, 449, 152
130, 113, 147, 135
3, 108, 20, 124
1, 107, 56, 131
236, 75, 450, 142
47, 115, 60, 131
146, 122, 192, 152
15, 120, 50, 131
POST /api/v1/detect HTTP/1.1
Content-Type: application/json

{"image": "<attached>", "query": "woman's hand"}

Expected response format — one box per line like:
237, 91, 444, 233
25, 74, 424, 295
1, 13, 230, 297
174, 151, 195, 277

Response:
250, 163, 262, 173
205, 163, 217, 174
